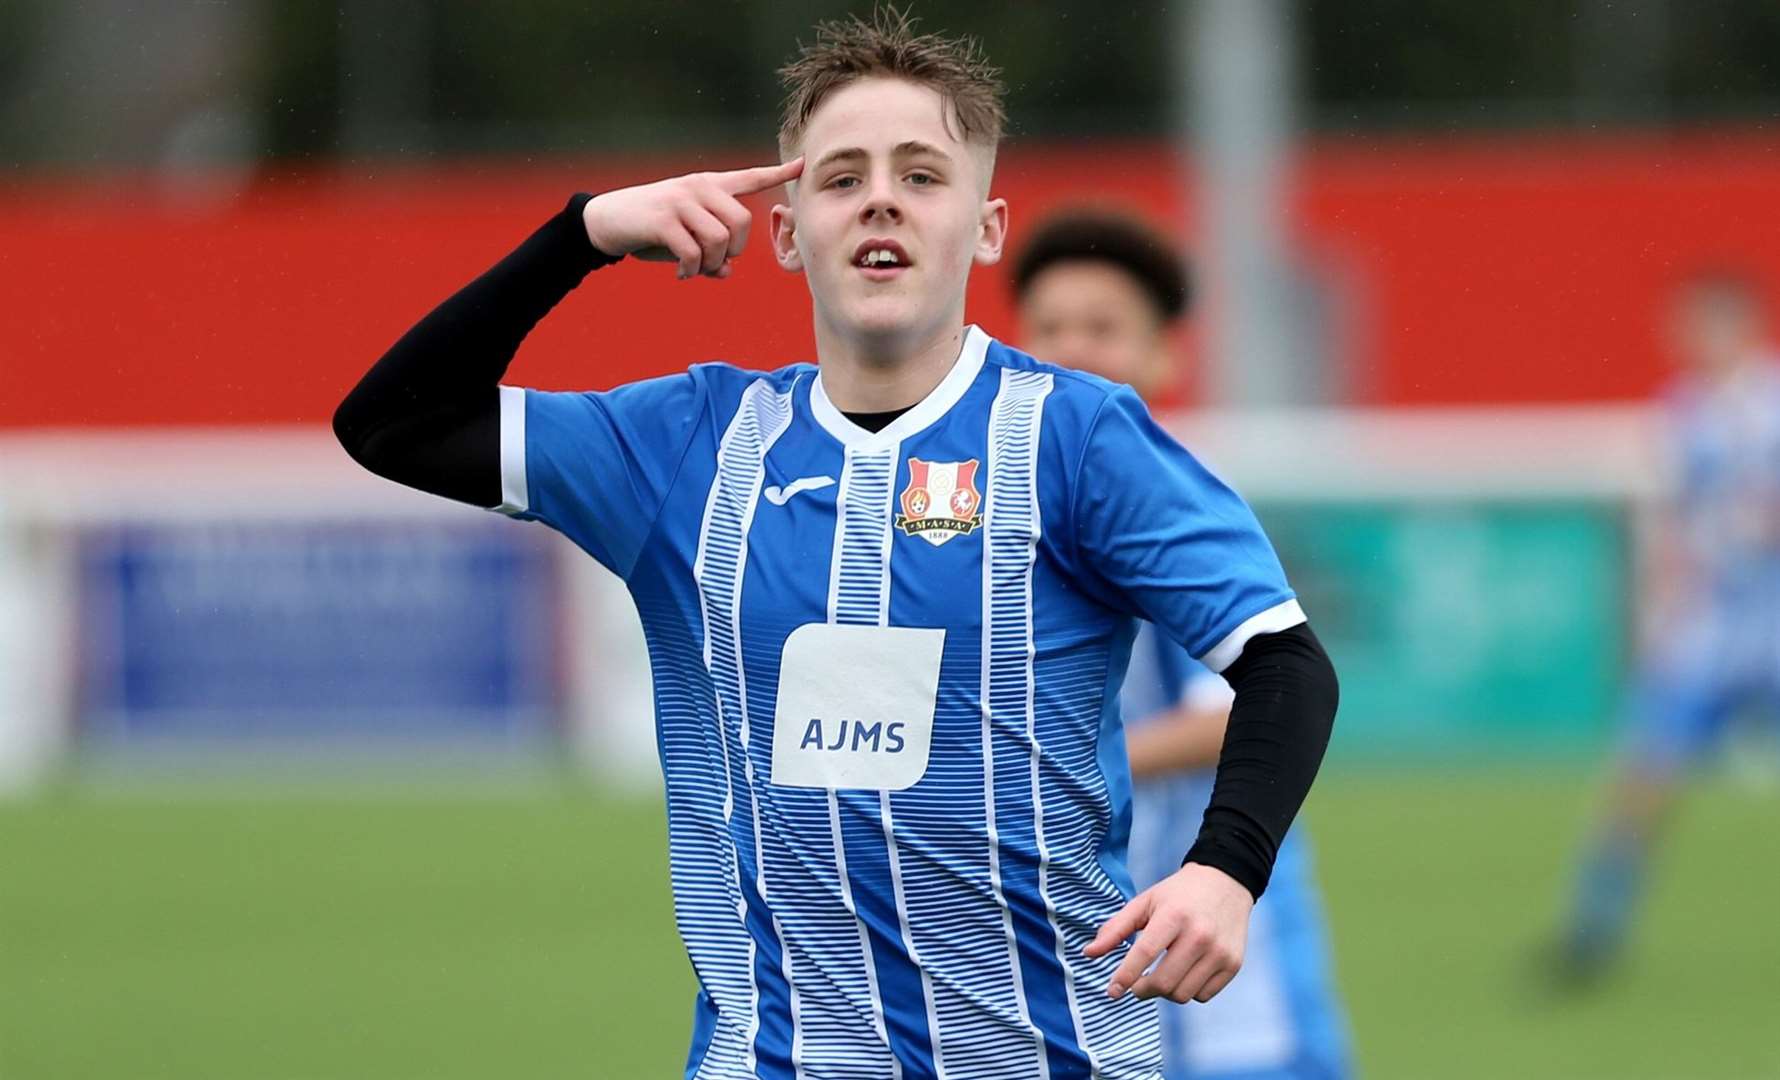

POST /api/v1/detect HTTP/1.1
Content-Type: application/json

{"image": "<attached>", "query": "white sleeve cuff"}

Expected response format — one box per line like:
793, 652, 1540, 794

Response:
1200, 598, 1306, 673
494, 384, 529, 515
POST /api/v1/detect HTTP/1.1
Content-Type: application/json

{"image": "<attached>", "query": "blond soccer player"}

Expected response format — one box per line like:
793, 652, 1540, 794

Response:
336, 11, 1336, 1078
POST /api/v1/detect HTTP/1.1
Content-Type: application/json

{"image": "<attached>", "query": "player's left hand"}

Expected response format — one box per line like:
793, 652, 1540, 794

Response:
1084, 862, 1253, 1004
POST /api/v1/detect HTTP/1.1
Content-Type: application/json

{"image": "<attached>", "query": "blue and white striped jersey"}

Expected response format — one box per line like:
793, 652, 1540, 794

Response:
496, 326, 1303, 1080
1123, 624, 1351, 1080
1671, 356, 1780, 600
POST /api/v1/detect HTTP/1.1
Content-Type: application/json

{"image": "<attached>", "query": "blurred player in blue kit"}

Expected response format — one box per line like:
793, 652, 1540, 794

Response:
1014, 211, 1354, 1079
335, 9, 1338, 1077
1554, 272, 1780, 984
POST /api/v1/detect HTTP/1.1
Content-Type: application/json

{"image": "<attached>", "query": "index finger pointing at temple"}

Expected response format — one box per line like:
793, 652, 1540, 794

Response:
716, 157, 805, 196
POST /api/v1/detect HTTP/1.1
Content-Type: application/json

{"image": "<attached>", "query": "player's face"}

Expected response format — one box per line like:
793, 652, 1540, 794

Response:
1018, 262, 1175, 398
1670, 288, 1761, 378
772, 77, 1007, 348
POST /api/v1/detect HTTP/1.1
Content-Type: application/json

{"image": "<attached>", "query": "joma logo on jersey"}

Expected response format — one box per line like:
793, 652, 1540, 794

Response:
895, 458, 983, 547
799, 718, 908, 753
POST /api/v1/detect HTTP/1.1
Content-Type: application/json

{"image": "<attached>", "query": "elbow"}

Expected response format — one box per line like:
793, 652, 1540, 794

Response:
332, 397, 367, 467
1230, 621, 1339, 736
1316, 651, 1339, 737
1306, 626, 1338, 693
1298, 622, 1340, 731
331, 398, 355, 454
331, 389, 385, 476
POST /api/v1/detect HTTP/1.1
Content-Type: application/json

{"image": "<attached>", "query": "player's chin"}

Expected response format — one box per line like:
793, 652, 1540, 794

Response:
839, 294, 925, 338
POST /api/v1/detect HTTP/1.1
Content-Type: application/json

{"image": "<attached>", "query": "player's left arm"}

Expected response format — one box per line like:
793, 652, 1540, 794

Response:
1070, 387, 1338, 1005
1088, 625, 1336, 1003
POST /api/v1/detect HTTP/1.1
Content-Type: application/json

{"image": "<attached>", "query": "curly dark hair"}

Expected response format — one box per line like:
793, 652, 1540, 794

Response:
1012, 209, 1192, 322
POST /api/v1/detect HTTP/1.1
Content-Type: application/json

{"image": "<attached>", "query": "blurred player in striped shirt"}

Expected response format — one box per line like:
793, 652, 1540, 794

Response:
1014, 209, 1354, 1079
1554, 271, 1780, 984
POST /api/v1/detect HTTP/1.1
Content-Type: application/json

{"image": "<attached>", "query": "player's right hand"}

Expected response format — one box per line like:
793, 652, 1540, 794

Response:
581, 157, 804, 281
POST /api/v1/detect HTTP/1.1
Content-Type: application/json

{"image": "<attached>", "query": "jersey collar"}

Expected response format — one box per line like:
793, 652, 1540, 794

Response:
810, 325, 990, 450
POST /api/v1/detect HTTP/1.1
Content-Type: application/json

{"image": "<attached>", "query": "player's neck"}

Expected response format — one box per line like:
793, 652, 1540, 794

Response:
813, 316, 967, 414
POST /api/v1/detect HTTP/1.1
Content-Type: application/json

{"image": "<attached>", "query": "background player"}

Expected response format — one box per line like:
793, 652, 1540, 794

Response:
1553, 271, 1780, 984
1014, 209, 1354, 1079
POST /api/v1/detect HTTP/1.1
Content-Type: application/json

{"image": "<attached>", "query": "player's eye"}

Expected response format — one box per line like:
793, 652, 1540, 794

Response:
906, 172, 936, 186
828, 175, 860, 190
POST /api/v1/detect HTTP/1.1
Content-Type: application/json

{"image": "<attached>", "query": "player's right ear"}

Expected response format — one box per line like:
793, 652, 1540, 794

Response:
771, 204, 803, 273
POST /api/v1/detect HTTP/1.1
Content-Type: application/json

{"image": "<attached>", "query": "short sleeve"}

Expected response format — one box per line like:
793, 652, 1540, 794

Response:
495, 371, 704, 579
1073, 387, 1303, 672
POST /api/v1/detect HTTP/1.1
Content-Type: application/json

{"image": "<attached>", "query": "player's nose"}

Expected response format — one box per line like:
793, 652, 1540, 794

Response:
857, 173, 902, 224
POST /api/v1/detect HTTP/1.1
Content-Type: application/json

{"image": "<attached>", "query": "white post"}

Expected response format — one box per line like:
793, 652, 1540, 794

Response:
1183, 0, 1319, 406
0, 509, 73, 796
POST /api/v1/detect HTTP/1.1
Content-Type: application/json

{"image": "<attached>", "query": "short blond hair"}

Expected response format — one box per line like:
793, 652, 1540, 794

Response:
776, 6, 1006, 161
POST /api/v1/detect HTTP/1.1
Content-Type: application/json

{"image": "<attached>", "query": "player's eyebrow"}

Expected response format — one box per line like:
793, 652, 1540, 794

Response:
812, 142, 955, 172
891, 140, 952, 164
812, 147, 869, 172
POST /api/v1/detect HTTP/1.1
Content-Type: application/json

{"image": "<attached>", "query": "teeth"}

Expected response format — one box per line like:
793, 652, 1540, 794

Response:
862, 249, 900, 267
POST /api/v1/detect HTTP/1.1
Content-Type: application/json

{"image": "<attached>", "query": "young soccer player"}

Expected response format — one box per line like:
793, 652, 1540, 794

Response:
334, 11, 1337, 1077
1553, 272, 1780, 984
1014, 209, 1353, 1080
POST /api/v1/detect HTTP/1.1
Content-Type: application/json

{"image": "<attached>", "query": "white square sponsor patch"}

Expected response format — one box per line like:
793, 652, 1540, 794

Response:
771, 622, 945, 790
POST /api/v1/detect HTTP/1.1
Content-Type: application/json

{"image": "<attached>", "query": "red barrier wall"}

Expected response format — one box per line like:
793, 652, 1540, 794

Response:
4, 132, 1778, 429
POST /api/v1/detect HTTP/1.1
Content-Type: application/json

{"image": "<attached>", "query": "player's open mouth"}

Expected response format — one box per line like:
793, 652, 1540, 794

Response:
853, 239, 911, 279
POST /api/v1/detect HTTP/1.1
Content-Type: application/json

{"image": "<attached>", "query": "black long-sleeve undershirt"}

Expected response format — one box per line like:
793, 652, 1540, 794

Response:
333, 192, 911, 493
333, 193, 615, 506
335, 194, 1334, 899
1185, 622, 1337, 899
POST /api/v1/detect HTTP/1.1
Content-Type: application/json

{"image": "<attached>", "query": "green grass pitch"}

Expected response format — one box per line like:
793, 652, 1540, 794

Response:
1, 771, 1775, 1079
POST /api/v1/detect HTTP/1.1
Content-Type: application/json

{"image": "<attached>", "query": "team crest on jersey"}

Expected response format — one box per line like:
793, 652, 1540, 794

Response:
895, 458, 984, 547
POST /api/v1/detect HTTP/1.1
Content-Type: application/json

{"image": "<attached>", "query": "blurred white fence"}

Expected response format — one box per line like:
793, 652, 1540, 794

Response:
0, 404, 1665, 794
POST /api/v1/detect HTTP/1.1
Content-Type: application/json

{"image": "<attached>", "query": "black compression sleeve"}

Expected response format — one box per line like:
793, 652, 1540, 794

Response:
1182, 622, 1338, 899
332, 193, 620, 506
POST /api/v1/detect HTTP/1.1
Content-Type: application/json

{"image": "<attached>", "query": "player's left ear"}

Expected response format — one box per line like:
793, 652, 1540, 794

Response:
973, 197, 1009, 267
770, 203, 803, 273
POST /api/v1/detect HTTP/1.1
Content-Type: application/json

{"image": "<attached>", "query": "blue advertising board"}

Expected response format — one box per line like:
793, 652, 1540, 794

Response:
77, 518, 562, 751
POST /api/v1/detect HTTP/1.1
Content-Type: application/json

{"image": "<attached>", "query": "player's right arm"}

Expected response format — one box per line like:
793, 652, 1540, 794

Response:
1127, 663, 1242, 777
332, 159, 803, 508
1125, 703, 1229, 778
